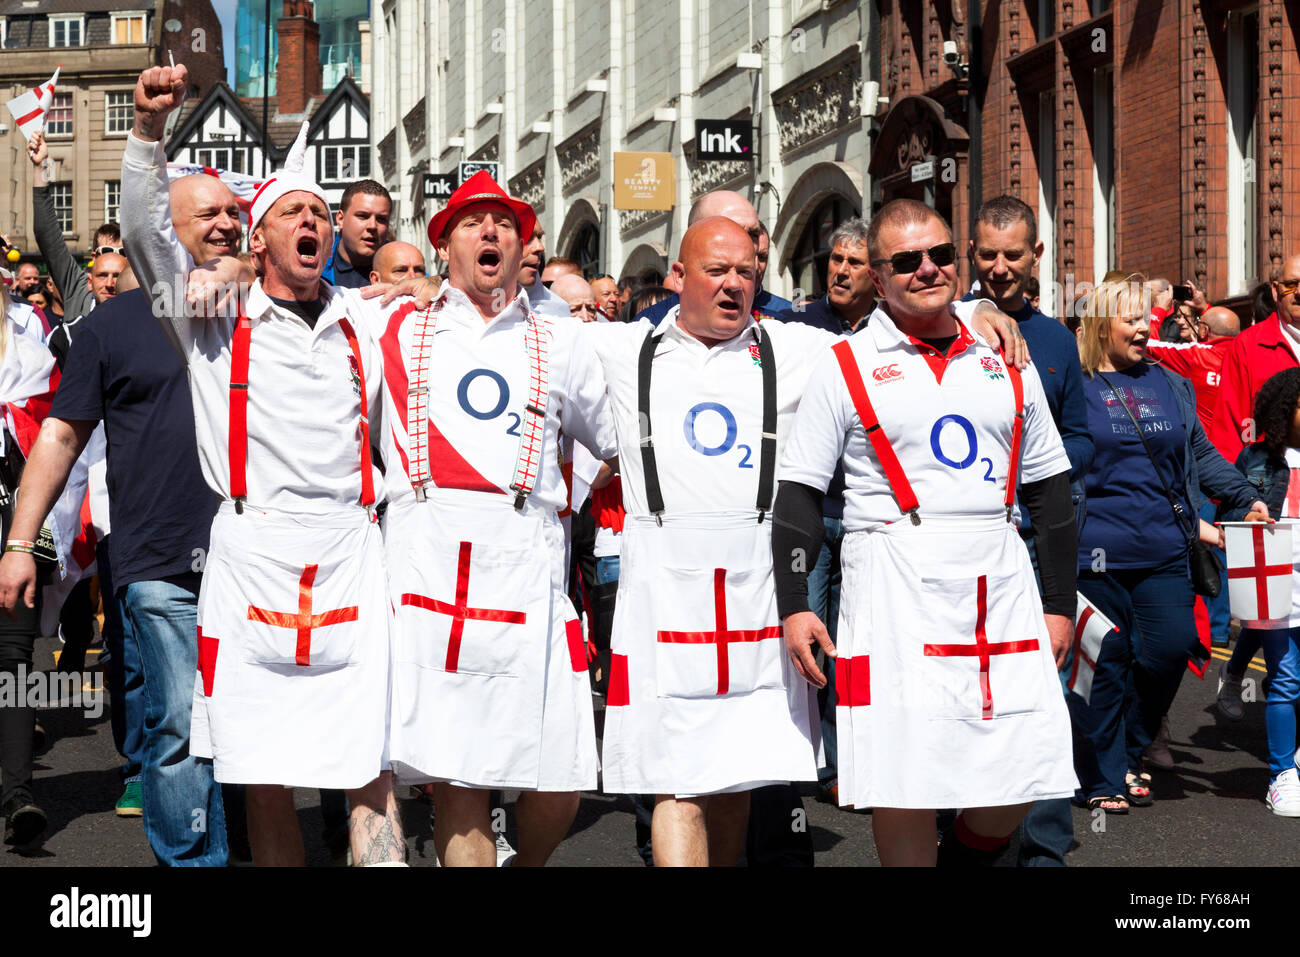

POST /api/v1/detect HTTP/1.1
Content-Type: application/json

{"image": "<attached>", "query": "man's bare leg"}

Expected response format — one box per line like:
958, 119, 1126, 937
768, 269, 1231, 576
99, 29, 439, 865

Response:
347, 771, 406, 865
246, 784, 305, 866
961, 803, 1032, 840
432, 783, 494, 866
704, 791, 750, 866
652, 795, 708, 866
873, 808, 938, 866
513, 790, 579, 866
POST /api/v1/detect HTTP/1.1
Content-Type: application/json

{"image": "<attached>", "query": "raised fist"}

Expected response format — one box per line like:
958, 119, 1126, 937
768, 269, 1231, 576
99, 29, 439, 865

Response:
26, 131, 47, 167
132, 64, 188, 141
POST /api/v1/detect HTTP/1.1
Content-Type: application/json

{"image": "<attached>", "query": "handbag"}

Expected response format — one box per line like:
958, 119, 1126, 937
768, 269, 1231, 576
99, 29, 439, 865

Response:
1097, 372, 1222, 597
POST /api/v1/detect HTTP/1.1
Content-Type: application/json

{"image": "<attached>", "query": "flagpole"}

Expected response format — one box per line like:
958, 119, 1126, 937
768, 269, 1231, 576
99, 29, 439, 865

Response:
261, 0, 270, 177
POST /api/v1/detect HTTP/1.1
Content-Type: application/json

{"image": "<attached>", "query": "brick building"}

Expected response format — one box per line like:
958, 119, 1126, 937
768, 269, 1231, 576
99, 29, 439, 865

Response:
872, 1, 1300, 315
0, 0, 224, 263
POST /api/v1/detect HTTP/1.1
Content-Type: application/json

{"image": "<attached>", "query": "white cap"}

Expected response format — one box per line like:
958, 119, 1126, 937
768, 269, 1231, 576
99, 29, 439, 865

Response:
248, 121, 331, 232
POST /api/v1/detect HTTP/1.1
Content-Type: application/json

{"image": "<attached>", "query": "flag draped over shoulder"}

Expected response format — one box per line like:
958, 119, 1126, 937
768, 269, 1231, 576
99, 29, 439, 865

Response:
165, 163, 267, 229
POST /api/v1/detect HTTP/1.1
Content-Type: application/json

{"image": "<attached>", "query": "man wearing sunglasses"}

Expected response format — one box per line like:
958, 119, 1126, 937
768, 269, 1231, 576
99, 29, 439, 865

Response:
1210, 256, 1300, 461
775, 199, 1077, 866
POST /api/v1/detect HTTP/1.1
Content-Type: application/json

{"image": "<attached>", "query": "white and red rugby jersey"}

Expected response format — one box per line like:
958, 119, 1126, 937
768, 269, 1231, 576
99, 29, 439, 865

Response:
373, 283, 617, 510
780, 306, 1070, 531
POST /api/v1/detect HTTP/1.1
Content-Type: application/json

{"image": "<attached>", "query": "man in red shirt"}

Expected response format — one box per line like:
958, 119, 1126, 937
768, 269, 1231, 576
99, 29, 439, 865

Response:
1146, 305, 1240, 450
1211, 255, 1300, 461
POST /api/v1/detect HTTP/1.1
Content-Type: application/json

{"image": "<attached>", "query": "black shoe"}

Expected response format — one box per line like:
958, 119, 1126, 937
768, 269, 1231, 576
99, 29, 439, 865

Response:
3, 795, 47, 847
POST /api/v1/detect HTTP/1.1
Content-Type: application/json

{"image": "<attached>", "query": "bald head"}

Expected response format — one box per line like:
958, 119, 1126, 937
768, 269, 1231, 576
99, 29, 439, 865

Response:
672, 216, 757, 347
169, 173, 242, 263
688, 190, 760, 243
551, 273, 601, 322
1200, 305, 1240, 339
88, 252, 128, 303
370, 241, 427, 284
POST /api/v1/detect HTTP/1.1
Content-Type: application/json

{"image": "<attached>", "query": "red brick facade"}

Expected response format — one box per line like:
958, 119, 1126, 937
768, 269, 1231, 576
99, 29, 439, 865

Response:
872, 0, 1300, 309
275, 0, 323, 116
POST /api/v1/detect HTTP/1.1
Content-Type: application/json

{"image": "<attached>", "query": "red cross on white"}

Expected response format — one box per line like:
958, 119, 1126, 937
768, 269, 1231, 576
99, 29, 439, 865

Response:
923, 575, 1040, 720
1068, 592, 1118, 704
400, 541, 528, 672
1224, 522, 1294, 622
5, 66, 60, 141
656, 568, 782, 696
246, 564, 359, 666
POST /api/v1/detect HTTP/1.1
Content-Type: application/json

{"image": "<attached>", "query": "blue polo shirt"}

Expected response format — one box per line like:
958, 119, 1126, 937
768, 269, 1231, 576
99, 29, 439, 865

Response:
322, 236, 370, 289
49, 289, 218, 589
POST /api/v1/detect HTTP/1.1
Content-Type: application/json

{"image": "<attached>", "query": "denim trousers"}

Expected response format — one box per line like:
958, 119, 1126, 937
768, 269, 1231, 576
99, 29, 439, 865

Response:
122, 574, 227, 866
99, 538, 143, 782
807, 517, 843, 791
1075, 558, 1195, 797
1242, 626, 1300, 779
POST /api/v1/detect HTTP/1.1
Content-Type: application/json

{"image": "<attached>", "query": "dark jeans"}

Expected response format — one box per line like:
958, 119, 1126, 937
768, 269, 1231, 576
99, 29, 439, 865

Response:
99, 538, 143, 783
1075, 558, 1195, 798
808, 517, 843, 791
0, 592, 39, 807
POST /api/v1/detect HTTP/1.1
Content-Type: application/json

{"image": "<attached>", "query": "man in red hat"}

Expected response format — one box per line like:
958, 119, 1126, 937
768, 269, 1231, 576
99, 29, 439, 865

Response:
377, 172, 618, 866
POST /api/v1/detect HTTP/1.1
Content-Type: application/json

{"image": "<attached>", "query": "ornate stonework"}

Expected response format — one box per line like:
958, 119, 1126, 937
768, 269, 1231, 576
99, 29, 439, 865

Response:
686, 144, 751, 198
378, 128, 396, 180
1060, 73, 1076, 276
1267, 3, 1284, 278
774, 58, 861, 158
558, 123, 600, 194
471, 137, 498, 162
402, 97, 426, 155
619, 207, 669, 236
509, 161, 546, 212
1190, 9, 1208, 286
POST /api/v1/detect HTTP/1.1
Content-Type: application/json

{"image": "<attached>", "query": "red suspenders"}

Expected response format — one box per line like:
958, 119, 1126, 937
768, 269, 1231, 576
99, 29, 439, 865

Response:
228, 310, 376, 514
831, 339, 1025, 524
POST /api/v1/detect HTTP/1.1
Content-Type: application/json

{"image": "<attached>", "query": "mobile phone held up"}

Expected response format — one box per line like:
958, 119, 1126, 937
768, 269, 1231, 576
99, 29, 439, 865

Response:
1172, 284, 1194, 302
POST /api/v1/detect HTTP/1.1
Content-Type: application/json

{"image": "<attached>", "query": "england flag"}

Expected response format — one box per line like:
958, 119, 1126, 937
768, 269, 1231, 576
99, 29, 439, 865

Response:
1068, 592, 1118, 704
1224, 521, 1294, 623
5, 67, 61, 141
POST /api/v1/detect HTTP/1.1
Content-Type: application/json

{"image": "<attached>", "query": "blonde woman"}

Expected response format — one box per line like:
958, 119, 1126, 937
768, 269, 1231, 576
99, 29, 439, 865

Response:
1073, 275, 1265, 812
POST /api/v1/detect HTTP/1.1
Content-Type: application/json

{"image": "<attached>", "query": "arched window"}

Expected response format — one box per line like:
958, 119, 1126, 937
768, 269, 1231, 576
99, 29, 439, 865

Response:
789, 196, 858, 299
568, 222, 601, 278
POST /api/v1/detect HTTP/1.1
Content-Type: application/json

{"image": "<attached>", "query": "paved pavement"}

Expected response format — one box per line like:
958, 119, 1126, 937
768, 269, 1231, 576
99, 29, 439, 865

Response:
3, 637, 1298, 867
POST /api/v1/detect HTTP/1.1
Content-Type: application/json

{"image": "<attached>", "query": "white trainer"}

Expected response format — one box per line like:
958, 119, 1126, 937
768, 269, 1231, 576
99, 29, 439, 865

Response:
495, 832, 517, 866
1217, 666, 1245, 721
1267, 768, 1300, 817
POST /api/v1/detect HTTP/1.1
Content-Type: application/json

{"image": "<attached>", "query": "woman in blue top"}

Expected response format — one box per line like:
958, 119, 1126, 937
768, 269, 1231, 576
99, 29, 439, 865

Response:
1074, 276, 1266, 813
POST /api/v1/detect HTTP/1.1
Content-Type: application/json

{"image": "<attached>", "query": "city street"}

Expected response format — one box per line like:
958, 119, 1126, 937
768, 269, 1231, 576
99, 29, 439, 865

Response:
4, 636, 1296, 868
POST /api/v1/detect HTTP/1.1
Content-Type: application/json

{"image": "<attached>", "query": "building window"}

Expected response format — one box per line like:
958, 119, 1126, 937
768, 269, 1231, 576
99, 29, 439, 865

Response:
321, 145, 371, 182
104, 181, 121, 224
46, 92, 73, 138
49, 15, 84, 47
790, 196, 858, 298
51, 182, 73, 234
1092, 67, 1115, 283
567, 222, 601, 278
196, 147, 245, 173
111, 12, 147, 44
105, 91, 132, 135
1227, 9, 1259, 296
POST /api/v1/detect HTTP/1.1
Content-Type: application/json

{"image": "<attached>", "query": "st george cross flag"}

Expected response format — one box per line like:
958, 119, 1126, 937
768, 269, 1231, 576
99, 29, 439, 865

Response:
1068, 591, 1118, 704
165, 163, 266, 229
1223, 521, 1294, 623
5, 67, 61, 141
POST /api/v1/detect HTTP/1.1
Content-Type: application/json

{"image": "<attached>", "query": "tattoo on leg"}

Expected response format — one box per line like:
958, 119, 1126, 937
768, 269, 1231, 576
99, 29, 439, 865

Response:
354, 807, 406, 866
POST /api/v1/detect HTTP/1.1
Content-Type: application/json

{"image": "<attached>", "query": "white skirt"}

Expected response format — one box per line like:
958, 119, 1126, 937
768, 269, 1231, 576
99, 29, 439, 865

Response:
190, 501, 392, 789
386, 493, 598, 791
600, 512, 820, 795
835, 515, 1077, 809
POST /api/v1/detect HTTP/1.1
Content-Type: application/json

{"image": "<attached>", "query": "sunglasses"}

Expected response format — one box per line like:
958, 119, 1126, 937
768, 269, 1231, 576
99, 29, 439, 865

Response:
95, 245, 124, 256
871, 242, 957, 274
1276, 278, 1300, 297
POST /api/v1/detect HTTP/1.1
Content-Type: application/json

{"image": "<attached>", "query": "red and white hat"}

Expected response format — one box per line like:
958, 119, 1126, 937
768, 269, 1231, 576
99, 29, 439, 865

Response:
426, 170, 536, 247
249, 121, 331, 232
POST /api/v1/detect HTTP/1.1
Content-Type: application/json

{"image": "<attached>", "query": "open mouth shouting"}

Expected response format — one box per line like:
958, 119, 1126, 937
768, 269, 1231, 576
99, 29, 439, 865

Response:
715, 294, 743, 319
477, 246, 503, 277
295, 233, 321, 268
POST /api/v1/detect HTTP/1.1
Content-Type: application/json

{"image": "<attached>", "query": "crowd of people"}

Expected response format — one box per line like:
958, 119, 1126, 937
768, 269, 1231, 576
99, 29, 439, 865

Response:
0, 59, 1293, 868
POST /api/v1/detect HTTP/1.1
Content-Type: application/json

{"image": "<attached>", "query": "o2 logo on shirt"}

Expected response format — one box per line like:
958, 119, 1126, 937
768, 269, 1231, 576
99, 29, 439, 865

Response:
683, 402, 754, 468
931, 413, 997, 483
457, 368, 522, 437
